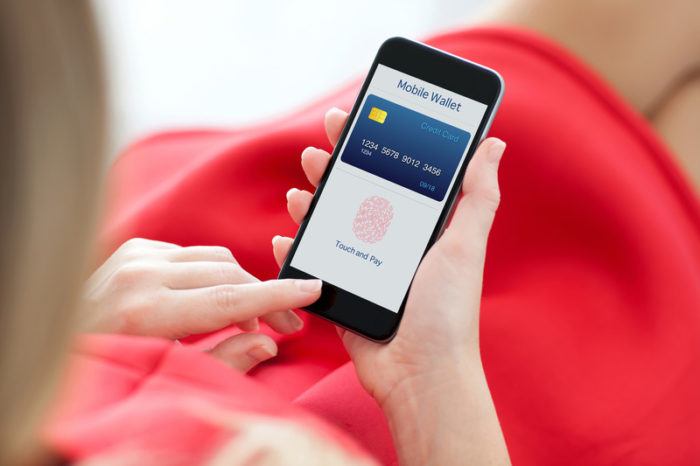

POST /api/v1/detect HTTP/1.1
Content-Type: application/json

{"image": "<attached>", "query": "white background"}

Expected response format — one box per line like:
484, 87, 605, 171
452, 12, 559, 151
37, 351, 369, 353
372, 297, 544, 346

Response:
93, 0, 488, 156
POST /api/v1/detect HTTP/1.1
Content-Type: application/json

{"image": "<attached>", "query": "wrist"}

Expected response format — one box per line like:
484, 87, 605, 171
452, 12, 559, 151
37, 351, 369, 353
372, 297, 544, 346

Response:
380, 354, 508, 466
380, 352, 486, 416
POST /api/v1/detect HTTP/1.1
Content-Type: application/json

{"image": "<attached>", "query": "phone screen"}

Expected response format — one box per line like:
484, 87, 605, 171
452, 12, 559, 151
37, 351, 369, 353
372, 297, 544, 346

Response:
290, 63, 488, 313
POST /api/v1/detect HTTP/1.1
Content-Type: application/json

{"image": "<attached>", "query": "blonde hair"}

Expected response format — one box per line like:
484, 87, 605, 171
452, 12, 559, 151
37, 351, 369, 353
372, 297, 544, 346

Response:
76, 413, 380, 466
0, 4, 376, 465
72, 401, 380, 466
0, 1, 105, 463
208, 415, 378, 466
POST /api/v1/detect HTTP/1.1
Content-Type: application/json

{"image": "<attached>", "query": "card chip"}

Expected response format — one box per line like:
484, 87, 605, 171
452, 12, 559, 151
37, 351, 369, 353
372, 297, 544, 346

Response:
368, 107, 387, 124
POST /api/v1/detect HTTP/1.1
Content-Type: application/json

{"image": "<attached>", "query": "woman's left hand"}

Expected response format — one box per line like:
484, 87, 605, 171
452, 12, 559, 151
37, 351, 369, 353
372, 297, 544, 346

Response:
83, 238, 321, 371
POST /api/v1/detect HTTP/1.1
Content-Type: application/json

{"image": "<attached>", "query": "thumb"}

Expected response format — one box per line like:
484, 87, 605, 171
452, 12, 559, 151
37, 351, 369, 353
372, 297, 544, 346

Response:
207, 332, 278, 372
439, 138, 505, 264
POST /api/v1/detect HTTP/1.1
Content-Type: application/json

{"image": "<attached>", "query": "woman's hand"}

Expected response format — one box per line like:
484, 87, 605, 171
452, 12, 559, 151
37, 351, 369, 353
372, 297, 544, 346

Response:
84, 239, 321, 372
273, 108, 510, 465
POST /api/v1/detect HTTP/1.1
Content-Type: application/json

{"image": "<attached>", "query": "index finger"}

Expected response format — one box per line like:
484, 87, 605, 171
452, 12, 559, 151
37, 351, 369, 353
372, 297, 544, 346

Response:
324, 107, 348, 146
162, 279, 321, 337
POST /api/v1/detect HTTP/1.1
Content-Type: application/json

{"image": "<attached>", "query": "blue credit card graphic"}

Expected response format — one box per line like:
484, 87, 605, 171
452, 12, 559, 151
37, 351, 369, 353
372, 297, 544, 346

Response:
341, 94, 471, 201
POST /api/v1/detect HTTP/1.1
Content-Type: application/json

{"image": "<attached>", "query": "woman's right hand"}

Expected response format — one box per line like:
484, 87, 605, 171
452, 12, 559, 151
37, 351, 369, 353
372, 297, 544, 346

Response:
83, 239, 322, 372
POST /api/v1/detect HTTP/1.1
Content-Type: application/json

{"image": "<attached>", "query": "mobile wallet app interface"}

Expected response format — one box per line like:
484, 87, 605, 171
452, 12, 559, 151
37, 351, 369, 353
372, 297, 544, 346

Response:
292, 64, 487, 312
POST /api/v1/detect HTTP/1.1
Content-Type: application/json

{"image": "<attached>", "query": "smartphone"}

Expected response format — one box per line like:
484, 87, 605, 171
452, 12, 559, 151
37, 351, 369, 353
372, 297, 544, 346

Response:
279, 37, 503, 341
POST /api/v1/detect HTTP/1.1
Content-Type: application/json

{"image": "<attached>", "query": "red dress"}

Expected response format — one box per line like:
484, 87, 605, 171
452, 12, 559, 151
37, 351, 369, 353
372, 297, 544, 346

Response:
45, 27, 700, 465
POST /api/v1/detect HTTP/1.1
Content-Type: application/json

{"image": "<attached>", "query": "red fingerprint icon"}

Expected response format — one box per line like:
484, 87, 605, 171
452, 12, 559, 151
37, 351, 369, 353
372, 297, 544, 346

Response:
352, 196, 394, 244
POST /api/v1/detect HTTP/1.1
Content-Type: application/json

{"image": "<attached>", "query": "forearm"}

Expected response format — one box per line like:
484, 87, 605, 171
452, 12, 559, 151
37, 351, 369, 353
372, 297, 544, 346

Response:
381, 356, 510, 466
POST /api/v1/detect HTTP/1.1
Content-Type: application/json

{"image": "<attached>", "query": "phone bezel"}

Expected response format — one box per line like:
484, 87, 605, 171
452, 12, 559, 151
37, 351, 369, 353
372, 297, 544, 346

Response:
278, 37, 503, 341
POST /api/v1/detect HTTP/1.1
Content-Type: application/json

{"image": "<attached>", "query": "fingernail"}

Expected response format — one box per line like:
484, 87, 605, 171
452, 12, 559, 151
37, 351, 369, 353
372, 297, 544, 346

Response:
295, 279, 322, 293
239, 319, 259, 332
286, 188, 299, 202
272, 235, 281, 245
247, 345, 276, 362
286, 311, 304, 331
488, 139, 506, 163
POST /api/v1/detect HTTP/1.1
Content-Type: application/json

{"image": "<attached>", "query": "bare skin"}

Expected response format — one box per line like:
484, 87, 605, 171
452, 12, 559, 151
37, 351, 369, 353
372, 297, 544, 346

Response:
278, 110, 511, 466
83, 4, 697, 463
86, 111, 512, 466
653, 73, 700, 188
482, 0, 700, 189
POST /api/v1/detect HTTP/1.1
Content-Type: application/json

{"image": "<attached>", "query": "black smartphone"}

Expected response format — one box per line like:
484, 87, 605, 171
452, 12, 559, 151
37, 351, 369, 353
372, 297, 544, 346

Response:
279, 37, 503, 341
